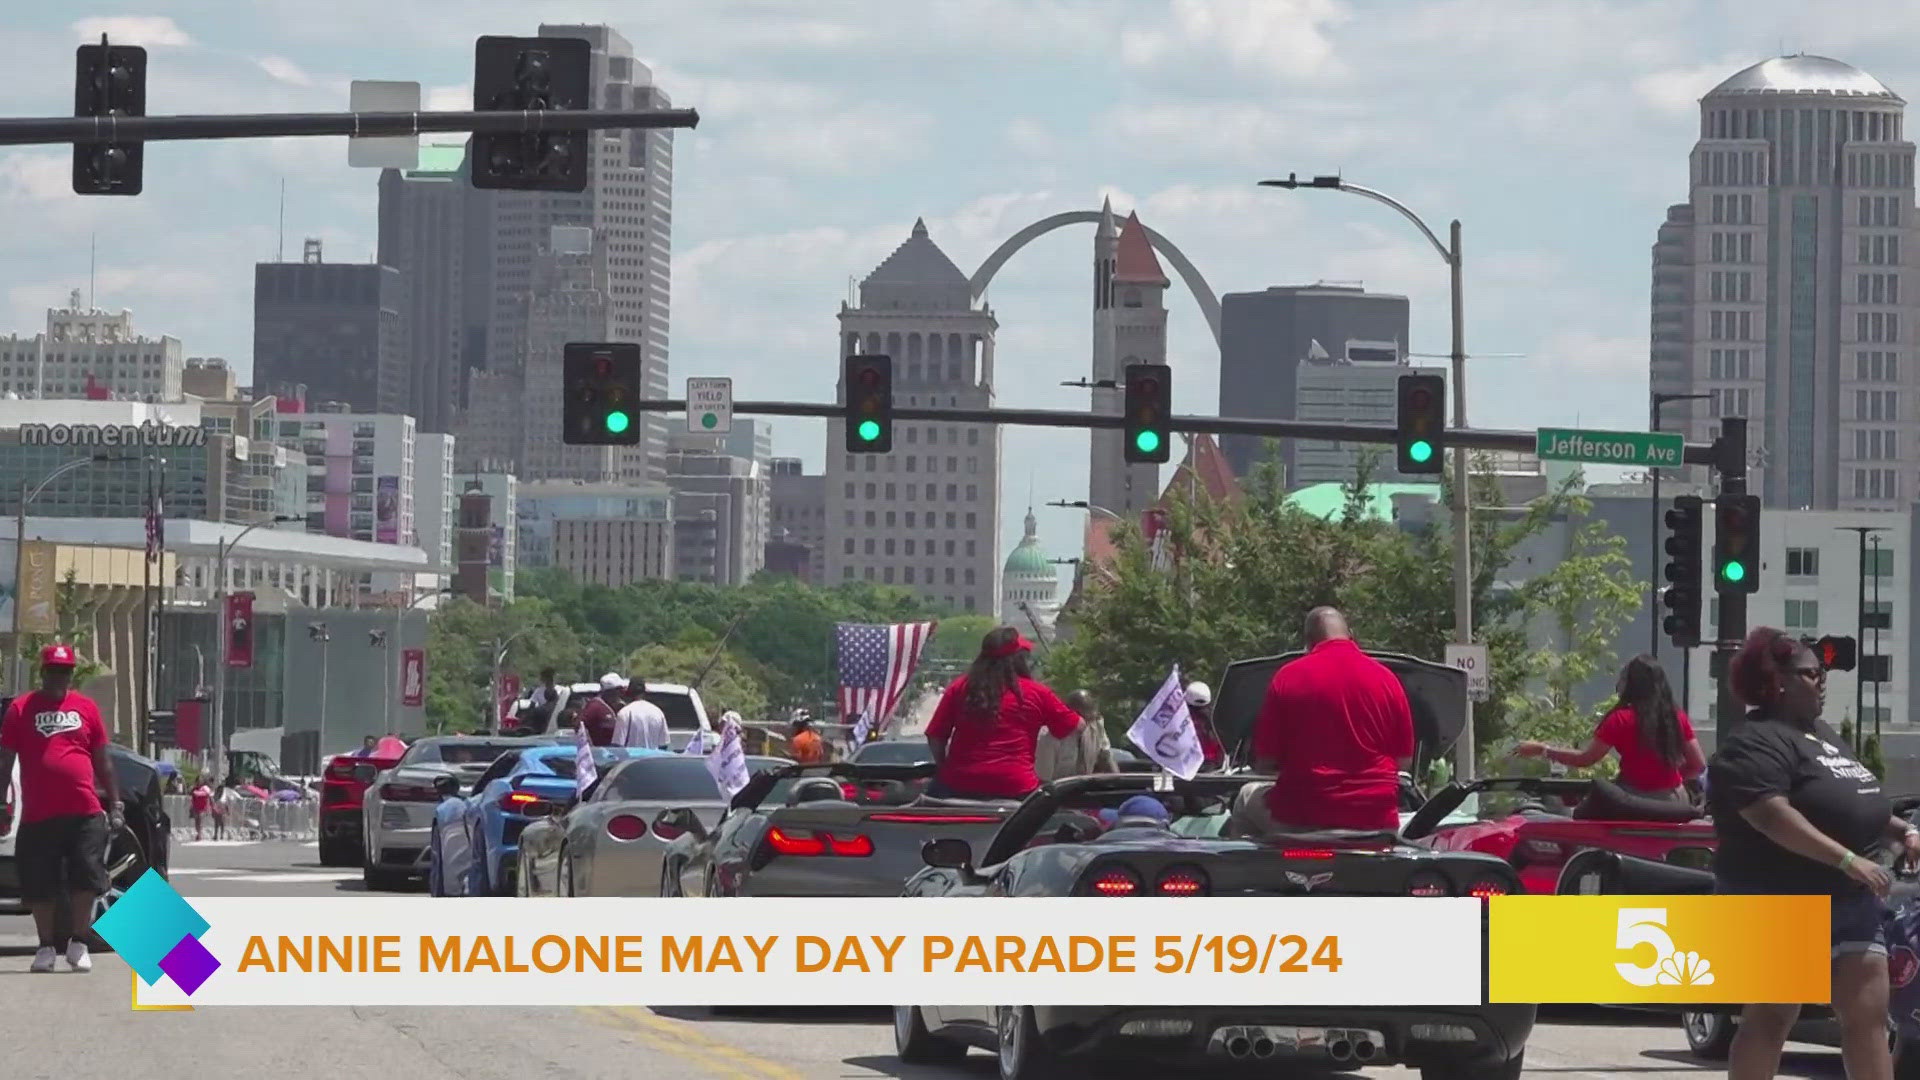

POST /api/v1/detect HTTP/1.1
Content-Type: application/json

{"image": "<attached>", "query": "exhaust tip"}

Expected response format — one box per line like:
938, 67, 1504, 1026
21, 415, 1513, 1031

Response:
1328, 1039, 1353, 1061
1225, 1037, 1251, 1059
1251, 1038, 1275, 1058
1354, 1039, 1378, 1061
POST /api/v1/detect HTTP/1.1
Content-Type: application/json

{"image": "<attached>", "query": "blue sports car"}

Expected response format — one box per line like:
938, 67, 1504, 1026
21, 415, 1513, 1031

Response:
429, 744, 656, 897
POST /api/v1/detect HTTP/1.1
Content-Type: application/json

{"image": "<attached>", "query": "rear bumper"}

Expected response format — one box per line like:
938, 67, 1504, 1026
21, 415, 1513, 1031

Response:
1028, 1003, 1534, 1070
320, 808, 362, 838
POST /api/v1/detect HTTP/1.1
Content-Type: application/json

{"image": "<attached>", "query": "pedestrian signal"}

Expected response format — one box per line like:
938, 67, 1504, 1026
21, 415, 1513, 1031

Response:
1816, 635, 1857, 673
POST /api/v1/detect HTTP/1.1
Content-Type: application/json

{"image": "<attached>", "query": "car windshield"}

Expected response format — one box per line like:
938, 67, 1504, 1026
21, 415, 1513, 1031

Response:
607, 758, 725, 801
402, 741, 523, 767
852, 740, 931, 764
531, 755, 580, 780
639, 692, 701, 731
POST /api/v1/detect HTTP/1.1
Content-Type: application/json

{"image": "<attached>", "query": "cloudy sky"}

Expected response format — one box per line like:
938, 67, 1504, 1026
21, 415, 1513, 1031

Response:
2, 0, 1915, 574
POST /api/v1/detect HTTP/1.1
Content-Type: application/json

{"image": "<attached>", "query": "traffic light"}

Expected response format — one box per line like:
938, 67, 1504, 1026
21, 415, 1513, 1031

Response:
563, 342, 643, 445
1395, 373, 1446, 475
1122, 363, 1172, 464
1712, 493, 1761, 593
471, 36, 592, 192
73, 41, 146, 195
1816, 635, 1858, 673
1661, 494, 1704, 646
844, 354, 893, 452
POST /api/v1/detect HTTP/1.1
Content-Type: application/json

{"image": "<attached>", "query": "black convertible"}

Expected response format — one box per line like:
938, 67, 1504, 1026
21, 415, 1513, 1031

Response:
893, 773, 1535, 1080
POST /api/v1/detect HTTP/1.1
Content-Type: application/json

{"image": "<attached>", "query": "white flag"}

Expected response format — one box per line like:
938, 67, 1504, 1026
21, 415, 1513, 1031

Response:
574, 720, 598, 794
850, 711, 872, 749
706, 715, 750, 798
1127, 666, 1203, 781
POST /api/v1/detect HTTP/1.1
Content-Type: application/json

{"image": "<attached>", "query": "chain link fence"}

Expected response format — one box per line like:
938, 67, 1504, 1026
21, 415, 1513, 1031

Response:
164, 793, 318, 842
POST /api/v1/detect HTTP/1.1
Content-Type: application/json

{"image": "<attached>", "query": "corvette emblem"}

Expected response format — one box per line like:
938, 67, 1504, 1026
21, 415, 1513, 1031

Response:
1284, 870, 1334, 892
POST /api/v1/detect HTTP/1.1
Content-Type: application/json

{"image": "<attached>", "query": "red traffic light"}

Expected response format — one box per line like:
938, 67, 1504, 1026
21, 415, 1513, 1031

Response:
1407, 387, 1432, 410
855, 367, 880, 389
593, 354, 612, 377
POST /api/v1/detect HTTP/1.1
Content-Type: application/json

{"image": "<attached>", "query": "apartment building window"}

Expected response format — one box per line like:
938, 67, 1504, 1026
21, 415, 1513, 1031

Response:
843, 538, 854, 554
1712, 388, 1751, 417
1709, 349, 1753, 379
904, 567, 915, 584
1856, 390, 1899, 421
967, 428, 979, 446
1858, 351, 1899, 381
864, 511, 876, 526
1784, 599, 1819, 629
905, 539, 916, 555
883, 567, 894, 583
864, 539, 875, 555
884, 539, 895, 555
1785, 547, 1820, 577
1853, 469, 1900, 499
1854, 428, 1899, 460
945, 540, 956, 557
1870, 547, 1897, 577
884, 511, 896, 527
843, 483, 854, 498
1865, 599, 1895, 631
864, 483, 876, 499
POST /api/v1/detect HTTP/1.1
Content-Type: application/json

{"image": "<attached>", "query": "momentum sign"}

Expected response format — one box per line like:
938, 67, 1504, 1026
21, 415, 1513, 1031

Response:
1536, 428, 1684, 469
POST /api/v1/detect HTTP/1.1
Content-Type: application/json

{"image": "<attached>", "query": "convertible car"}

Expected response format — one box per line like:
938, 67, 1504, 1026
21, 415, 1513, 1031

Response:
1212, 648, 1467, 780
1404, 775, 1715, 893
361, 735, 540, 890
894, 773, 1533, 1080
657, 761, 1023, 899
428, 743, 652, 897
516, 752, 789, 897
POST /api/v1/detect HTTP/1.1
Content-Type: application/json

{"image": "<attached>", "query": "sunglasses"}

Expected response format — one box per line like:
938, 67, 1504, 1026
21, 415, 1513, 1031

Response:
1792, 666, 1825, 681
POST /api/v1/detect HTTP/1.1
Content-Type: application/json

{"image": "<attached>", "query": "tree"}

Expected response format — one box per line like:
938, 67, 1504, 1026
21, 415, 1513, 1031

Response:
625, 640, 768, 721
16, 569, 106, 688
424, 596, 584, 733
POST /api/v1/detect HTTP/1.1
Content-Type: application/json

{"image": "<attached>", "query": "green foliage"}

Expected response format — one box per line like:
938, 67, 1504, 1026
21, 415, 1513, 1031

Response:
16, 569, 106, 688
1048, 453, 1637, 768
423, 595, 584, 734
1865, 735, 1886, 779
625, 641, 768, 721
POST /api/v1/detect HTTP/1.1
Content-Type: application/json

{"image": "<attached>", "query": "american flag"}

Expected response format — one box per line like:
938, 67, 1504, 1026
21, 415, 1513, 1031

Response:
144, 492, 164, 562
835, 621, 936, 736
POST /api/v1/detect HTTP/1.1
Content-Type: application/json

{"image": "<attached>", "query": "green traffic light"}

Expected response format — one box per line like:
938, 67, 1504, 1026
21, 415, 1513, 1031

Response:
1134, 430, 1162, 455
605, 411, 631, 434
1722, 561, 1747, 583
1408, 440, 1434, 464
857, 420, 882, 442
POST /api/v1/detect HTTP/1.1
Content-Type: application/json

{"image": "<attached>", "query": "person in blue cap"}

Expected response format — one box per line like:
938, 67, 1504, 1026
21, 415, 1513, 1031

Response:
1098, 795, 1172, 835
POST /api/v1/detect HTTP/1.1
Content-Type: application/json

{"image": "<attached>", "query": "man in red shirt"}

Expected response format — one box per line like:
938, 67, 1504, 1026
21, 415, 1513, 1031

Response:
577, 674, 625, 747
1251, 608, 1414, 831
0, 644, 120, 973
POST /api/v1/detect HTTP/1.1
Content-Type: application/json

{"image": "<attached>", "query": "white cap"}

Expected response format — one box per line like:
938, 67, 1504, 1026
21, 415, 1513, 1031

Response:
1185, 681, 1212, 706
599, 673, 629, 691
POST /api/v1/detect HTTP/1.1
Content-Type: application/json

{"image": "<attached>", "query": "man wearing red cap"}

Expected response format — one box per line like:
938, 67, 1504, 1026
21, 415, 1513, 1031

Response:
0, 643, 119, 973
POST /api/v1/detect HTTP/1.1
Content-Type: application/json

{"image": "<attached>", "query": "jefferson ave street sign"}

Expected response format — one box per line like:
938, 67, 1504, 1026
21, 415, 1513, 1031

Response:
1535, 427, 1684, 468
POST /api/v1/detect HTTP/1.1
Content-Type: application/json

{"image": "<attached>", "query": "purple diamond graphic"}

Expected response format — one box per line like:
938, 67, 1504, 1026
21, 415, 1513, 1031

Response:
157, 934, 220, 995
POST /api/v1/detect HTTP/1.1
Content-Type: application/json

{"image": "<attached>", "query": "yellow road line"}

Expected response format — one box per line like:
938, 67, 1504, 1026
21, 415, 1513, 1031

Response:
584, 1005, 804, 1080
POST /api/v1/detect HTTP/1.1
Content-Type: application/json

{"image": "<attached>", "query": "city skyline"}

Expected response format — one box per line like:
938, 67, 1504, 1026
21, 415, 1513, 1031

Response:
3, 3, 1917, 564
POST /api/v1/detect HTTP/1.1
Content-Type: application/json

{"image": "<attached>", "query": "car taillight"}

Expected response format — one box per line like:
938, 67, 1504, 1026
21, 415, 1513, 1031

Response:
607, 815, 647, 841
501, 791, 550, 814
765, 827, 873, 857
381, 783, 435, 802
1468, 879, 1509, 900
1089, 868, 1141, 896
1282, 849, 1336, 860
1406, 871, 1451, 897
840, 782, 859, 800
1156, 867, 1207, 896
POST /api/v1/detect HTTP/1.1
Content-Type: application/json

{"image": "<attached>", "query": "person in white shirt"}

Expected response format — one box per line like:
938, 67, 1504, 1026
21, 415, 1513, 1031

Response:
613, 678, 670, 750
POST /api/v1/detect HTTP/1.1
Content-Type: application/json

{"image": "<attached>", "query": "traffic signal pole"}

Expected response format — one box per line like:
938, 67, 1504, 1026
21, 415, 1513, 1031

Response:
1712, 418, 1748, 736
0, 107, 699, 147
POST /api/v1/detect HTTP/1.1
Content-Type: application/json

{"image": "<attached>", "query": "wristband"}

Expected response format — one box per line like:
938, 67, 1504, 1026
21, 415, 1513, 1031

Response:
1839, 852, 1857, 872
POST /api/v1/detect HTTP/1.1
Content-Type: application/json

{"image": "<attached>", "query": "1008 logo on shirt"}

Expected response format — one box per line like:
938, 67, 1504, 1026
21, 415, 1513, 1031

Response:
33, 710, 83, 737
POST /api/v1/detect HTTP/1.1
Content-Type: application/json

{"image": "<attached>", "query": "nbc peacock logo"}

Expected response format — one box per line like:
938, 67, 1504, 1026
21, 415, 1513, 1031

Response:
1616, 908, 1716, 987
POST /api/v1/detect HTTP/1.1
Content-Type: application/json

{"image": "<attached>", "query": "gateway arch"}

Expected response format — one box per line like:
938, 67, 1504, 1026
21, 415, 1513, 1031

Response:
967, 210, 1223, 346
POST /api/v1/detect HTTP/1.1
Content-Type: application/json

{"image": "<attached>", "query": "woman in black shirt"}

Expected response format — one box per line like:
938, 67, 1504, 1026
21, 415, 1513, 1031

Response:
1709, 626, 1920, 1080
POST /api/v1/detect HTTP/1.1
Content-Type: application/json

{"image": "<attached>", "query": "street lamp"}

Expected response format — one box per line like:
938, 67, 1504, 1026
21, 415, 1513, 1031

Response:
10, 454, 127, 693
1837, 525, 1890, 755
1870, 533, 1885, 750
210, 515, 304, 772
1047, 499, 1122, 521
307, 622, 330, 772
1261, 173, 1475, 778
1650, 392, 1710, 660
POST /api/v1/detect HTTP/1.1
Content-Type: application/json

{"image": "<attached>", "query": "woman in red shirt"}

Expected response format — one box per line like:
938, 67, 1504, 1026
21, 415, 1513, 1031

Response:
1516, 654, 1705, 810
925, 628, 1082, 800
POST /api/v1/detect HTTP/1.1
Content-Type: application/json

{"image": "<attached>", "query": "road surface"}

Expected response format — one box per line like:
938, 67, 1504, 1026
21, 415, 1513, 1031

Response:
0, 839, 1848, 1078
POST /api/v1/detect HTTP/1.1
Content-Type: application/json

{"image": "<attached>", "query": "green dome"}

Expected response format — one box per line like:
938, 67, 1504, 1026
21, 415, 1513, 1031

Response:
1003, 538, 1052, 578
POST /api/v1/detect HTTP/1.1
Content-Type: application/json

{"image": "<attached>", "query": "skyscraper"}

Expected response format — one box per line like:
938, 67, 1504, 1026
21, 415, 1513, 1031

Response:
826, 219, 1001, 615
460, 23, 673, 483
254, 239, 404, 414
1651, 55, 1915, 510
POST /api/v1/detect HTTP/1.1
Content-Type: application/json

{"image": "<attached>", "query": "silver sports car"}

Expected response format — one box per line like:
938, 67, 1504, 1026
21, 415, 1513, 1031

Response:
362, 735, 541, 891
516, 752, 787, 897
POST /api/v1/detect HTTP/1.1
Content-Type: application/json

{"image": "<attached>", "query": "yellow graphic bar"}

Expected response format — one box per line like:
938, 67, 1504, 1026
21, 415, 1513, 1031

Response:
131, 970, 195, 1012
1489, 895, 1830, 1004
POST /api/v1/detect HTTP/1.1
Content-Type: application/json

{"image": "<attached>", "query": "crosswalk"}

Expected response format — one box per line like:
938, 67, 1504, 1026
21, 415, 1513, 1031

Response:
168, 867, 362, 886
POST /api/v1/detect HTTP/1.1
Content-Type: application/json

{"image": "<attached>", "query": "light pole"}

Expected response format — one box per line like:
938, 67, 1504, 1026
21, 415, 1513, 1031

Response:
1650, 392, 1710, 659
307, 622, 330, 772
1261, 174, 1475, 778
1047, 499, 1122, 521
210, 515, 303, 773
1870, 533, 1884, 748
11, 455, 121, 693
1838, 525, 1889, 755
492, 629, 534, 735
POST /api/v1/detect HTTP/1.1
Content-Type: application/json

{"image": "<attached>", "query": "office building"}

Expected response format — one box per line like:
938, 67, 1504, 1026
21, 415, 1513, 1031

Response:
413, 434, 456, 591
769, 457, 825, 583
472, 470, 517, 600
181, 357, 238, 400
666, 436, 765, 586
0, 293, 184, 402
1650, 55, 1917, 509
274, 409, 417, 548
826, 219, 1002, 615
517, 480, 673, 582
377, 143, 495, 435
254, 239, 406, 415
1292, 342, 1447, 486
464, 23, 674, 483
1215, 283, 1410, 481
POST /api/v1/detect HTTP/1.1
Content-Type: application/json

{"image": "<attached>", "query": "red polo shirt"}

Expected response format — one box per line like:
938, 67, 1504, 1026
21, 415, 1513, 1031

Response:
1252, 639, 1414, 830
926, 675, 1082, 798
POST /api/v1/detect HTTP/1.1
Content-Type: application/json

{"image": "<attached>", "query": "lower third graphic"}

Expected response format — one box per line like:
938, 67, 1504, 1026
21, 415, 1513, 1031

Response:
94, 869, 221, 996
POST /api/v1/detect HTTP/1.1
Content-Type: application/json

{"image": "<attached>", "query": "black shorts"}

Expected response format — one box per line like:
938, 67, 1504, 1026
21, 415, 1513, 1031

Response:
15, 813, 110, 902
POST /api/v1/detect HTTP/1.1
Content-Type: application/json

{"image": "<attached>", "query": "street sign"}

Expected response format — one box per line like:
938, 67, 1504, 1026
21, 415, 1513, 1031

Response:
347, 81, 421, 168
1536, 427, 1684, 469
1445, 643, 1491, 703
688, 377, 733, 434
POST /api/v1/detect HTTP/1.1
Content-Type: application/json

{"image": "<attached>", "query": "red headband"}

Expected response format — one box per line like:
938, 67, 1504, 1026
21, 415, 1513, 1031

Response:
989, 634, 1034, 659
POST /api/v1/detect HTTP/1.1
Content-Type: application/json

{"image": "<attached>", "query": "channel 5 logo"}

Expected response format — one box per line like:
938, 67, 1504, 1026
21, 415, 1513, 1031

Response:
1487, 895, 1830, 1004
94, 869, 222, 997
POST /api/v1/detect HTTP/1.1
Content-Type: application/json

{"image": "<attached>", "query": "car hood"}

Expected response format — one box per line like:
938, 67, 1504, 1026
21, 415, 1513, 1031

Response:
1214, 649, 1468, 768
